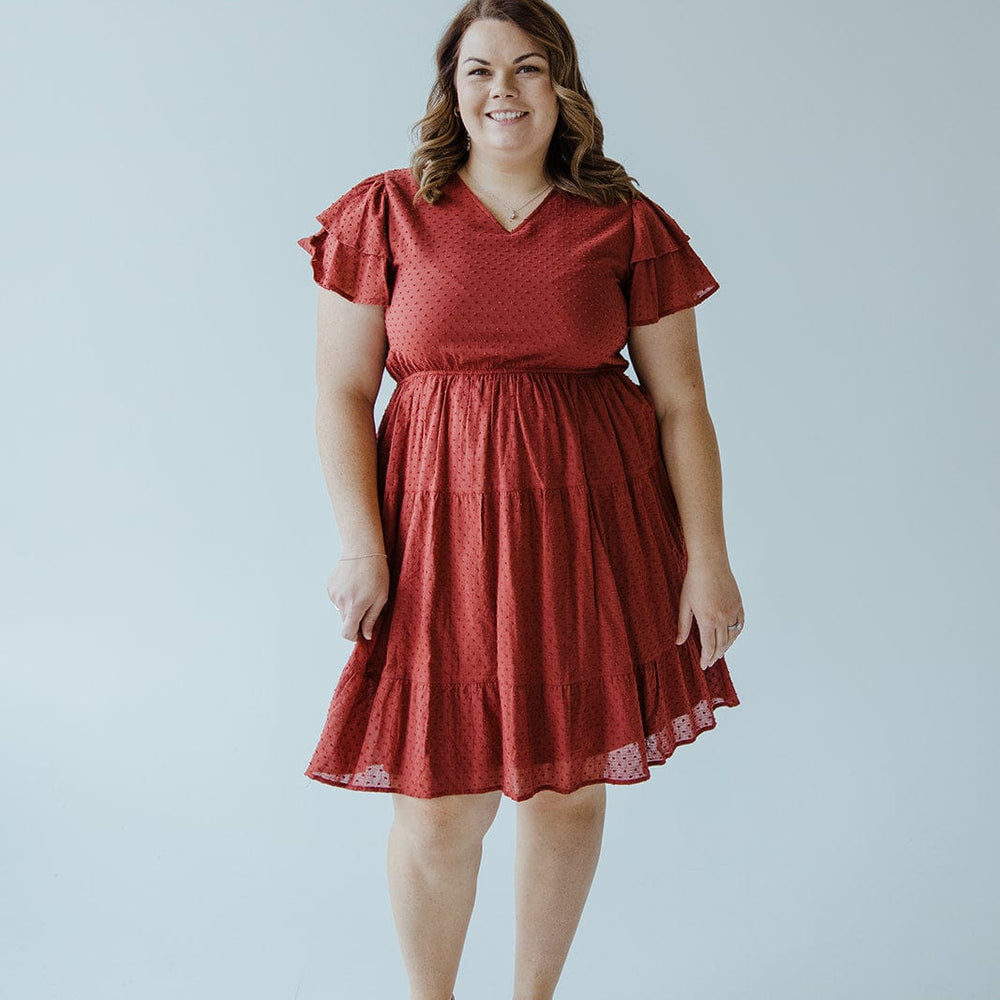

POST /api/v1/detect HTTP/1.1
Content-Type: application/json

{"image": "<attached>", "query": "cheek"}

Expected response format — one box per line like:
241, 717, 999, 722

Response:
456, 81, 484, 109
536, 82, 558, 115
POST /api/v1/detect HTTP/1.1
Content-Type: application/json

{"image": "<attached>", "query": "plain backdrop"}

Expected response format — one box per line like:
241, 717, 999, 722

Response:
2, 1, 998, 998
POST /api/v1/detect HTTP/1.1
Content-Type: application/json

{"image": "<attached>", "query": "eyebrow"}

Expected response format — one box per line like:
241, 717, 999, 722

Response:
462, 52, 546, 65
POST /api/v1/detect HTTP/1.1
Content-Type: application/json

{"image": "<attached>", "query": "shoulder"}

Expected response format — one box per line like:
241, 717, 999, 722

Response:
324, 167, 414, 208
314, 169, 413, 239
627, 189, 694, 261
381, 166, 419, 196
553, 187, 685, 254
309, 170, 412, 258
335, 167, 418, 210
553, 186, 682, 226
337, 168, 423, 222
629, 189, 690, 234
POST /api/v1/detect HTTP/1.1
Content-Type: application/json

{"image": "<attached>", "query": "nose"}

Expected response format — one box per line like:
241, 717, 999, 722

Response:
490, 68, 519, 99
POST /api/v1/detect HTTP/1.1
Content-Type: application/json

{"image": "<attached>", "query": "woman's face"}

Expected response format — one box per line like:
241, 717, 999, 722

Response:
454, 18, 560, 167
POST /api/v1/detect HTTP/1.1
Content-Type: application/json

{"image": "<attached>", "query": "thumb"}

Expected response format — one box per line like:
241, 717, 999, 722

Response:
676, 602, 692, 645
359, 608, 375, 641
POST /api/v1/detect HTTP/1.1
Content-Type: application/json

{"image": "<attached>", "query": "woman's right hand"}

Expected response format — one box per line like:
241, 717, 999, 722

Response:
326, 555, 390, 642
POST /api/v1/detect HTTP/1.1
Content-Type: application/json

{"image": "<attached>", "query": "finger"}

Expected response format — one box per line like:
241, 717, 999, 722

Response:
369, 599, 388, 636
697, 617, 716, 668
725, 614, 745, 652
676, 603, 693, 645
359, 608, 375, 641
720, 616, 744, 657
342, 612, 363, 643
715, 623, 729, 665
722, 628, 735, 656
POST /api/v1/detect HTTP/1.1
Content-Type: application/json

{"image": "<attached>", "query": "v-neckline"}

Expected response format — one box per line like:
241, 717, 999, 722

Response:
452, 172, 559, 235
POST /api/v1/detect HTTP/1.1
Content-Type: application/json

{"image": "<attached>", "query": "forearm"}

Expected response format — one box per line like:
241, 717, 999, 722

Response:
314, 391, 386, 557
656, 402, 730, 567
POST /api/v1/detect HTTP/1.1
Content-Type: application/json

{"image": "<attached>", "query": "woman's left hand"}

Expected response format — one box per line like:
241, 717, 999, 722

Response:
675, 557, 745, 669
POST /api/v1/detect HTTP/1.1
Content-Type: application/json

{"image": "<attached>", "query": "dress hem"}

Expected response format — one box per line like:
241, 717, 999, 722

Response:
303, 697, 739, 803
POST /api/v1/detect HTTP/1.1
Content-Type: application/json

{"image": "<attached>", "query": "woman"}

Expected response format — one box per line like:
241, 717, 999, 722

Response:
297, 1, 744, 996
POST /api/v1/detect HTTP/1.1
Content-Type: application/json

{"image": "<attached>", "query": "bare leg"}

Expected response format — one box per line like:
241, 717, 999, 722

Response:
512, 783, 607, 1000
388, 789, 503, 1000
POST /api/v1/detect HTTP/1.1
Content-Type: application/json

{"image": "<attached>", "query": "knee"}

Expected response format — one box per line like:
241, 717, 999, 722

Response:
392, 789, 502, 852
519, 783, 606, 826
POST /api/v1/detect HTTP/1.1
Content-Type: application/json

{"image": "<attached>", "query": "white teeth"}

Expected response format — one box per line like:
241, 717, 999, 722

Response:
488, 111, 526, 121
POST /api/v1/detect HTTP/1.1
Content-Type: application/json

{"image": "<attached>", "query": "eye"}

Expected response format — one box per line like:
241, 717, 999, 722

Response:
466, 65, 543, 76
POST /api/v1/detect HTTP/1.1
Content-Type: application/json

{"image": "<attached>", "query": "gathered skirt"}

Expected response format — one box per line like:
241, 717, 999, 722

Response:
305, 367, 740, 801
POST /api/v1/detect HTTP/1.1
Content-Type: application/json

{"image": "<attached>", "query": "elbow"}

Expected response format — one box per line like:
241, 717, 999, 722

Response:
314, 389, 377, 437
316, 383, 378, 413
656, 395, 712, 428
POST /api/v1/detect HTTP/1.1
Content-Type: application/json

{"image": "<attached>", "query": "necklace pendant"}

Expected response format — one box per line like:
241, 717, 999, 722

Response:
509, 210, 517, 220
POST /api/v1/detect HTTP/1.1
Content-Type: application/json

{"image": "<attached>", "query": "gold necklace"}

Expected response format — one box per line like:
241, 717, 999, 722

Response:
461, 170, 553, 221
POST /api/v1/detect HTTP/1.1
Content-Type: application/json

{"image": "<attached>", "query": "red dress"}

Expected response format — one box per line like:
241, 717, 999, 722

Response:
297, 167, 740, 801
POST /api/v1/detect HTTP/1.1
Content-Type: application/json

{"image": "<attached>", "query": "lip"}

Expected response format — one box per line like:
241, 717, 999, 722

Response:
486, 109, 529, 119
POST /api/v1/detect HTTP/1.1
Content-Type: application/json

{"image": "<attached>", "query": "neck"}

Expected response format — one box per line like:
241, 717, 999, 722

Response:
460, 152, 550, 200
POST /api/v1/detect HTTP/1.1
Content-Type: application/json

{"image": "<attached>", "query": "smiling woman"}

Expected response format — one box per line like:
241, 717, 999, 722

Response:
452, 20, 560, 201
409, 0, 640, 210
296, 0, 744, 996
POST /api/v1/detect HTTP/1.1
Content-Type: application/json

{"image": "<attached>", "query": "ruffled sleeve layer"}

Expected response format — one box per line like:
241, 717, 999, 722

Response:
297, 172, 394, 305
627, 192, 720, 327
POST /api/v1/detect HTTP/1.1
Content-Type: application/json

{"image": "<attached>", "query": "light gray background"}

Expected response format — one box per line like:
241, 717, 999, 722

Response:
3, 1, 997, 997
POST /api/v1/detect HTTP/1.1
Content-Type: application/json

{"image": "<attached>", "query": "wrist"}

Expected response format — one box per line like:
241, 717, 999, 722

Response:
339, 532, 387, 559
684, 547, 731, 571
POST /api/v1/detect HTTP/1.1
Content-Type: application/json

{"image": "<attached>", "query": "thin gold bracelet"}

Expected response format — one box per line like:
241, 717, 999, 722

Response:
340, 553, 387, 560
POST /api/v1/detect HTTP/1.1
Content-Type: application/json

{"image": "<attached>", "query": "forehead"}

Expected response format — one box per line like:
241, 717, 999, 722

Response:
457, 18, 546, 60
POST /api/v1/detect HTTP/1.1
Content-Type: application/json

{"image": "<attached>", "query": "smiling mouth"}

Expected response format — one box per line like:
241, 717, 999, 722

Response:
487, 111, 528, 121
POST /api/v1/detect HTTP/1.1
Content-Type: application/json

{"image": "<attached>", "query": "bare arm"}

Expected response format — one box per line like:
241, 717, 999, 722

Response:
313, 287, 390, 640
627, 307, 744, 665
628, 307, 728, 565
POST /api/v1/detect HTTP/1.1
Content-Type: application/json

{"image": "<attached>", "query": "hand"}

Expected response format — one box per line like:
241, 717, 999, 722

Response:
326, 555, 390, 642
675, 557, 745, 669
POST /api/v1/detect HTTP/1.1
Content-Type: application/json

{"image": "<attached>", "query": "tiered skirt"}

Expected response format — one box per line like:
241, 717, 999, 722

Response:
305, 366, 740, 801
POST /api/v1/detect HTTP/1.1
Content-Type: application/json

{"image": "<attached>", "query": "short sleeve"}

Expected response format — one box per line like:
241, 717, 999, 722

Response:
626, 192, 720, 327
297, 172, 394, 305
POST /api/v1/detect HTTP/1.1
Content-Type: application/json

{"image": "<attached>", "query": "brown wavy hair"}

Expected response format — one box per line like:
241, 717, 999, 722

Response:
409, 0, 638, 206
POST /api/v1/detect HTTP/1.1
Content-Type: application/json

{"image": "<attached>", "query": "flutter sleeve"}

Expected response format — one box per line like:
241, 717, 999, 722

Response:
297, 172, 394, 305
626, 192, 720, 327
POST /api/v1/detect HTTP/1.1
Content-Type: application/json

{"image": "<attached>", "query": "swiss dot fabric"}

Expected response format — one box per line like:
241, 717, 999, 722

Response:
298, 167, 739, 802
